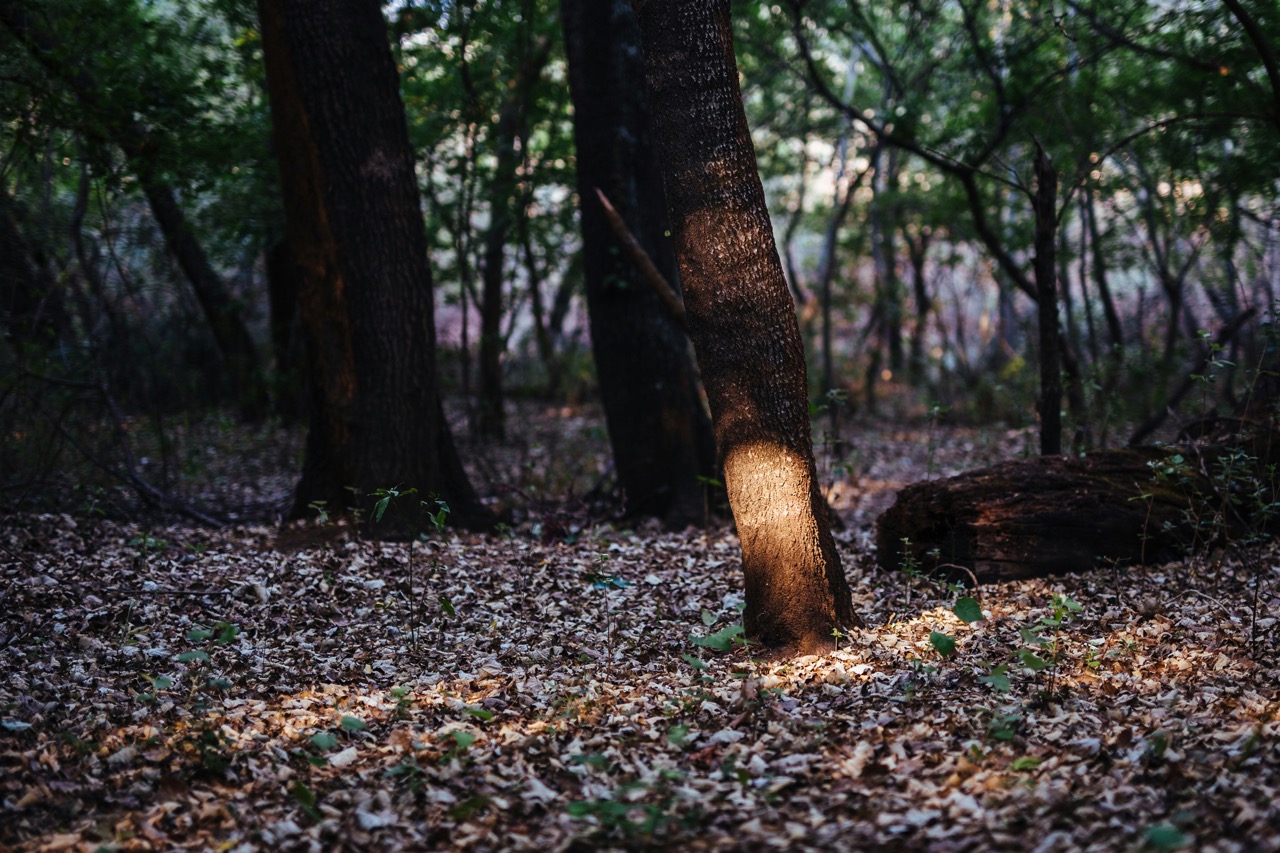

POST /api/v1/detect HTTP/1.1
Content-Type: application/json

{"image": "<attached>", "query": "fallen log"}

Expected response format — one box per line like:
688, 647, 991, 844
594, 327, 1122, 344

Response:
875, 431, 1279, 583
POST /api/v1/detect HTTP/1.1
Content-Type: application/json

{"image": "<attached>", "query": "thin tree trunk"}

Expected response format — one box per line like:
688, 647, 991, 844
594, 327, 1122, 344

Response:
475, 37, 551, 441
1034, 145, 1062, 456
637, 0, 855, 649
905, 226, 932, 385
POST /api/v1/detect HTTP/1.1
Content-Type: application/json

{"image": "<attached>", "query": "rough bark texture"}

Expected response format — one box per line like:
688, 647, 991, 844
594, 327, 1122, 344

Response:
259, 0, 489, 532
636, 0, 854, 648
877, 432, 1280, 582
562, 0, 717, 527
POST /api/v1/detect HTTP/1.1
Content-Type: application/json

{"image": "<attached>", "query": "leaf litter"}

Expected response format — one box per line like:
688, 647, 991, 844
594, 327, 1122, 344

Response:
1, 409, 1278, 851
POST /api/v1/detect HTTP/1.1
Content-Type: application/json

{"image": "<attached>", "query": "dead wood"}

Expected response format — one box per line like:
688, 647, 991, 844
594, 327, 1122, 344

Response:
876, 427, 1280, 582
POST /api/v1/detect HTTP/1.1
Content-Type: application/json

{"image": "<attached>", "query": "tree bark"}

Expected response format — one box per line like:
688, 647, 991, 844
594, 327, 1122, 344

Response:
562, 0, 718, 527
877, 428, 1280, 583
636, 0, 855, 649
258, 0, 490, 532
1033, 145, 1062, 456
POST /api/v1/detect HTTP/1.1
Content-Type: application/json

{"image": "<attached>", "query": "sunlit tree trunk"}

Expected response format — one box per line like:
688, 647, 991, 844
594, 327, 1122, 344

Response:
563, 0, 718, 527
258, 0, 490, 531
637, 0, 854, 649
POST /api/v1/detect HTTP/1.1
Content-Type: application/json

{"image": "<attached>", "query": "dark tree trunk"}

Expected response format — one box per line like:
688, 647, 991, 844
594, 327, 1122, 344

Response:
1083, 184, 1124, 351
140, 179, 268, 416
475, 37, 551, 442
265, 241, 306, 421
636, 0, 855, 649
1033, 145, 1062, 456
562, 0, 718, 527
905, 226, 932, 386
258, 0, 490, 532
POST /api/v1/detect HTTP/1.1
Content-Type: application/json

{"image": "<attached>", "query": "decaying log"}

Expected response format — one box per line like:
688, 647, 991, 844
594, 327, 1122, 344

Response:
876, 431, 1279, 583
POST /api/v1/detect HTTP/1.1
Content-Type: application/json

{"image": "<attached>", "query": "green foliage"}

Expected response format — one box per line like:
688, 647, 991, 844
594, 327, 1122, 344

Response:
953, 596, 984, 624
691, 624, 745, 653
929, 630, 957, 657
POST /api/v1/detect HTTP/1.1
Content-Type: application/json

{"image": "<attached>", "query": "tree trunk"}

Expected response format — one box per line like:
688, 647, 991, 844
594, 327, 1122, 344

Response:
265, 241, 306, 421
475, 36, 551, 442
1033, 145, 1062, 456
562, 0, 718, 527
258, 0, 490, 532
636, 0, 855, 649
905, 226, 932, 386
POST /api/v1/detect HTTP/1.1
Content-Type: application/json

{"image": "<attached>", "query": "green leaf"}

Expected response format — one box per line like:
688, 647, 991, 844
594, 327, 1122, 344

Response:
566, 800, 596, 818
186, 627, 214, 642
570, 753, 609, 770
681, 653, 707, 671
929, 631, 956, 656
1018, 649, 1052, 672
438, 595, 456, 617
373, 495, 392, 523
463, 707, 494, 722
339, 715, 367, 732
151, 676, 173, 691
448, 795, 489, 820
449, 730, 476, 750
310, 732, 340, 751
979, 664, 1011, 692
176, 650, 210, 663
667, 724, 691, 747
701, 608, 717, 627
691, 624, 744, 652
1019, 626, 1050, 646
1010, 755, 1043, 771
215, 622, 239, 644
290, 780, 321, 821
953, 597, 984, 623
1145, 825, 1189, 850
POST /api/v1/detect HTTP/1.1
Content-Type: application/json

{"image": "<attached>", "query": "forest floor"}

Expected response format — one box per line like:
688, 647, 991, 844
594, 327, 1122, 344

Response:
1, 403, 1278, 851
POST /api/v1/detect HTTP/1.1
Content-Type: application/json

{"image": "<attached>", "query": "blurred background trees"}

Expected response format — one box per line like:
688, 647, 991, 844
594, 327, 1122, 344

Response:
1, 0, 1276, 522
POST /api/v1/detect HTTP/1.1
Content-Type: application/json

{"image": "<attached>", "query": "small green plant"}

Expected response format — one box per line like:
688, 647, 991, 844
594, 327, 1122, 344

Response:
566, 769, 693, 843
369, 486, 452, 651
691, 622, 745, 652
307, 499, 330, 525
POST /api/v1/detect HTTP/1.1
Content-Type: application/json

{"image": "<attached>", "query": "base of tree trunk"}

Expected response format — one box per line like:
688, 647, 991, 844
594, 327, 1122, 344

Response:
875, 430, 1280, 583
